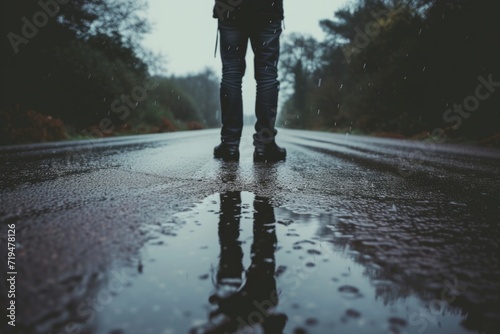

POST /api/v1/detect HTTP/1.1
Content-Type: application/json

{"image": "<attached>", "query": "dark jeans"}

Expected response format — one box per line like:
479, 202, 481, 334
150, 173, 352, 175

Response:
218, 19, 282, 146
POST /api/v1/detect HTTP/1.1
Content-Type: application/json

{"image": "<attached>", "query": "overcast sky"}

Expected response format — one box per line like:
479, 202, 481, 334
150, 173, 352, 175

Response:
141, 0, 347, 115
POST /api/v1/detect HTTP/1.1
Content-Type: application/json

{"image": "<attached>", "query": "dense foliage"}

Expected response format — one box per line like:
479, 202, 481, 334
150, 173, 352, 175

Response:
0, 0, 219, 144
2, 0, 498, 145
278, 0, 500, 143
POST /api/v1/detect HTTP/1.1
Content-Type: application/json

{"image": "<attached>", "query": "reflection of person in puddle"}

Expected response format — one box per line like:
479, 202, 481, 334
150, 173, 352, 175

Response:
192, 192, 287, 333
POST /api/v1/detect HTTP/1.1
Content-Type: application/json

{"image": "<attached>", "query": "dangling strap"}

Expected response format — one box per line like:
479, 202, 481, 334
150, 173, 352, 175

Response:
214, 24, 219, 58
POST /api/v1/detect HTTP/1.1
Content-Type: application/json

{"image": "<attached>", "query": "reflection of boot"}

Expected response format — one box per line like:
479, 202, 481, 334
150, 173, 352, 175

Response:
212, 192, 243, 301
193, 193, 287, 334
215, 196, 286, 333
241, 195, 278, 302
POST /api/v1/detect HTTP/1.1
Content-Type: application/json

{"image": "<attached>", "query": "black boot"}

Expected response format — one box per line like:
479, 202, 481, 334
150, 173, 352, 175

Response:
214, 143, 240, 161
253, 142, 286, 162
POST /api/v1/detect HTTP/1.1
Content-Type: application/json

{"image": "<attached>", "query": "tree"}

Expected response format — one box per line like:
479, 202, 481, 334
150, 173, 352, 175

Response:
0, 0, 159, 143
279, 0, 500, 140
278, 34, 324, 128
171, 69, 221, 128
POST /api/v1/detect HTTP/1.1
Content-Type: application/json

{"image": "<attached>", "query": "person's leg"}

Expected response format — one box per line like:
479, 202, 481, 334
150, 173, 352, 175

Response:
218, 20, 249, 146
250, 20, 286, 161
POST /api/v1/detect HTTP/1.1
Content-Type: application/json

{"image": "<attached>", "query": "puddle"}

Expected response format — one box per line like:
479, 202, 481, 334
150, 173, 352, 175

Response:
93, 192, 469, 334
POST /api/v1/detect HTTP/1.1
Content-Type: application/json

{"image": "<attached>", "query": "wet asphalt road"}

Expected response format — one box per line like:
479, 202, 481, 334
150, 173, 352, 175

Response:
0, 127, 499, 334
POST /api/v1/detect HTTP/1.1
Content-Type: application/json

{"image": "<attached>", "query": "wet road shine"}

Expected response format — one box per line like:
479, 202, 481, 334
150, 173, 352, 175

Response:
0, 128, 499, 334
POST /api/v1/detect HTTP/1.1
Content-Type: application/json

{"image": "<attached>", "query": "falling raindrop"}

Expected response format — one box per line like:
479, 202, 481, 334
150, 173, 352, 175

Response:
422, 66, 426, 72
418, 28, 422, 36
318, 78, 322, 87
339, 84, 344, 91
363, 63, 367, 70
88, 74, 92, 79
317, 109, 321, 115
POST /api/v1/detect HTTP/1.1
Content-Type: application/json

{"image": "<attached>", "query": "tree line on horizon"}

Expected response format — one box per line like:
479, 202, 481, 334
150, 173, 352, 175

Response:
0, 0, 220, 145
278, 0, 500, 145
1, 0, 499, 146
